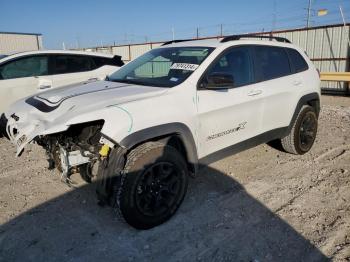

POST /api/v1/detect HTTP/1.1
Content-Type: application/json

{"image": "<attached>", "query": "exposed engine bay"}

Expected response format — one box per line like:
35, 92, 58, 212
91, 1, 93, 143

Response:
36, 121, 105, 185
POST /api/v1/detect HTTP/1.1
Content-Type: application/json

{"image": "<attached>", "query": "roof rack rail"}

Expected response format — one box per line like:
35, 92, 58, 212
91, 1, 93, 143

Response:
221, 34, 291, 43
162, 39, 193, 46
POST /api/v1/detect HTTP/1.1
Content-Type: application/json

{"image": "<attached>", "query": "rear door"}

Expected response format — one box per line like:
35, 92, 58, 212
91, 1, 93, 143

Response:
252, 45, 297, 132
50, 55, 98, 88
196, 46, 264, 158
0, 55, 49, 113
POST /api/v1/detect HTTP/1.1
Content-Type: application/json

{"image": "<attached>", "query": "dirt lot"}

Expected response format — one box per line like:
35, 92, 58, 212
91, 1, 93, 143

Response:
0, 95, 349, 262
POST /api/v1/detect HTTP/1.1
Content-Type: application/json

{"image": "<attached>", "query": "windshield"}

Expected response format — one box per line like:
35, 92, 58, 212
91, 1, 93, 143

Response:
108, 46, 214, 87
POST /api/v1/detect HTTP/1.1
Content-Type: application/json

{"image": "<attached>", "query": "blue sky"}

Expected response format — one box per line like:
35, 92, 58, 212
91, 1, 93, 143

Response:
1, 0, 349, 49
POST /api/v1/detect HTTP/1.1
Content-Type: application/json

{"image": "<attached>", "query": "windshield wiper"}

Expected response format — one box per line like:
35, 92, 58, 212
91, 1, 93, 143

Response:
109, 78, 145, 85
108, 78, 172, 88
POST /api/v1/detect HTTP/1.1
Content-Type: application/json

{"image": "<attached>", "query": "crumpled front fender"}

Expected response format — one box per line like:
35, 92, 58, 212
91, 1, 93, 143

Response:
5, 105, 133, 156
6, 116, 47, 156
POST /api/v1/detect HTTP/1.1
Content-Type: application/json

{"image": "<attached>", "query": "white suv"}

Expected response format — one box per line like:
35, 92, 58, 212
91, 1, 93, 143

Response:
0, 50, 124, 114
1, 35, 320, 229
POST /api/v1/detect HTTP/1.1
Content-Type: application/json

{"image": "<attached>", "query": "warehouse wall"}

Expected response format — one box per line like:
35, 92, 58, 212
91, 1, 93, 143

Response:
0, 33, 43, 55
82, 23, 350, 94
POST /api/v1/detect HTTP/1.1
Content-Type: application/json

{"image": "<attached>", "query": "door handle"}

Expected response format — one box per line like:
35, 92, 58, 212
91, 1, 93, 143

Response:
38, 78, 52, 90
293, 80, 302, 86
88, 77, 99, 81
39, 84, 51, 90
247, 89, 262, 96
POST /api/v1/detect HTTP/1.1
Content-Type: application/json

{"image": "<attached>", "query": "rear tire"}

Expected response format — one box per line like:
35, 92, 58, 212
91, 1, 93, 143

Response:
117, 142, 189, 229
281, 105, 318, 155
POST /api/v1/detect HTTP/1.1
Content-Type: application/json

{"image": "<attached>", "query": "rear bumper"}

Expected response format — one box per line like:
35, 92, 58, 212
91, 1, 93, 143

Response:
0, 113, 9, 139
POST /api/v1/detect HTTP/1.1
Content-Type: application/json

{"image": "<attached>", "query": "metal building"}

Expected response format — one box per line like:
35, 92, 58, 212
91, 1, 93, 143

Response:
0, 32, 43, 55
82, 23, 350, 94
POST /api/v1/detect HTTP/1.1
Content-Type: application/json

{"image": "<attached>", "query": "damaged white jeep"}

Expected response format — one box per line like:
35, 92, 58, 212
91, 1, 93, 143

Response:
1, 35, 321, 229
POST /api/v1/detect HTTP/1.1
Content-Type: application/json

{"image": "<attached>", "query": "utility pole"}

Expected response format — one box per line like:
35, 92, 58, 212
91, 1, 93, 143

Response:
306, 0, 312, 28
340, 5, 346, 26
124, 33, 128, 44
272, 0, 277, 31
339, 5, 350, 47
76, 35, 80, 49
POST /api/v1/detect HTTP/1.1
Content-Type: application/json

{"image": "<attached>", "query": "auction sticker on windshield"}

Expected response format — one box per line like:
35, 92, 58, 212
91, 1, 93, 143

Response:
170, 63, 199, 71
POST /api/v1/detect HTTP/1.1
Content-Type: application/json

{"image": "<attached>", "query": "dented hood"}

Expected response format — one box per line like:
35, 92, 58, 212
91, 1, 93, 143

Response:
24, 80, 167, 113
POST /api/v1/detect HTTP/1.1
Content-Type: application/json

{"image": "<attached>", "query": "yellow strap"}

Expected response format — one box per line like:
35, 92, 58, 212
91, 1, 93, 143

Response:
99, 144, 110, 157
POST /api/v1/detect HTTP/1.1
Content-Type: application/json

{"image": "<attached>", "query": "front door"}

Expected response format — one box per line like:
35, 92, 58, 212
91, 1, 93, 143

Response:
0, 55, 49, 113
196, 46, 264, 158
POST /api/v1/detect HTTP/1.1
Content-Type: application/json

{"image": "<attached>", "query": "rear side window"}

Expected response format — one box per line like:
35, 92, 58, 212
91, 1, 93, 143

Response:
0, 55, 48, 80
93, 56, 124, 68
92, 57, 112, 68
53, 55, 93, 74
285, 48, 309, 73
254, 46, 291, 82
111, 56, 124, 67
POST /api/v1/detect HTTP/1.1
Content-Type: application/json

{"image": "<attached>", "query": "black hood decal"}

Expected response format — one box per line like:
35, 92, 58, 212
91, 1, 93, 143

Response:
25, 97, 62, 113
25, 83, 132, 113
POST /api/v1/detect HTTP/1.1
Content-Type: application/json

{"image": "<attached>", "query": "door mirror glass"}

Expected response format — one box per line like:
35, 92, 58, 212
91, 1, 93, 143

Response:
205, 72, 234, 89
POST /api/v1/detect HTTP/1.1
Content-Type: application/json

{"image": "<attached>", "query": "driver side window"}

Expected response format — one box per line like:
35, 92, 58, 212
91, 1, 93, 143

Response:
207, 46, 253, 87
0, 55, 48, 80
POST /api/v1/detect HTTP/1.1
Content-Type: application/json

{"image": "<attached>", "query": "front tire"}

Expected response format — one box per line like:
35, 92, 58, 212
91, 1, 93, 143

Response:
281, 105, 318, 155
117, 142, 189, 229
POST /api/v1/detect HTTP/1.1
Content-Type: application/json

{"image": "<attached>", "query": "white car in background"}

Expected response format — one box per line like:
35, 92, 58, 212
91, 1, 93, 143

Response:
0, 50, 124, 113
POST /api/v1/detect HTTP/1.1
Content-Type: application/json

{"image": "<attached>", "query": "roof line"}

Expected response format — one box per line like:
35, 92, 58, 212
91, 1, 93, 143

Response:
0, 31, 42, 36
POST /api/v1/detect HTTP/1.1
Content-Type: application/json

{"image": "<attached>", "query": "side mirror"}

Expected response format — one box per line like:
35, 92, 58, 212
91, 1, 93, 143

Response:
204, 72, 235, 89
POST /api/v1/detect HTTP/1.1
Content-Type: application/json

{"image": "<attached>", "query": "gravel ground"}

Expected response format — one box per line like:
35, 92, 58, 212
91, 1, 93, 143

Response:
0, 95, 349, 262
